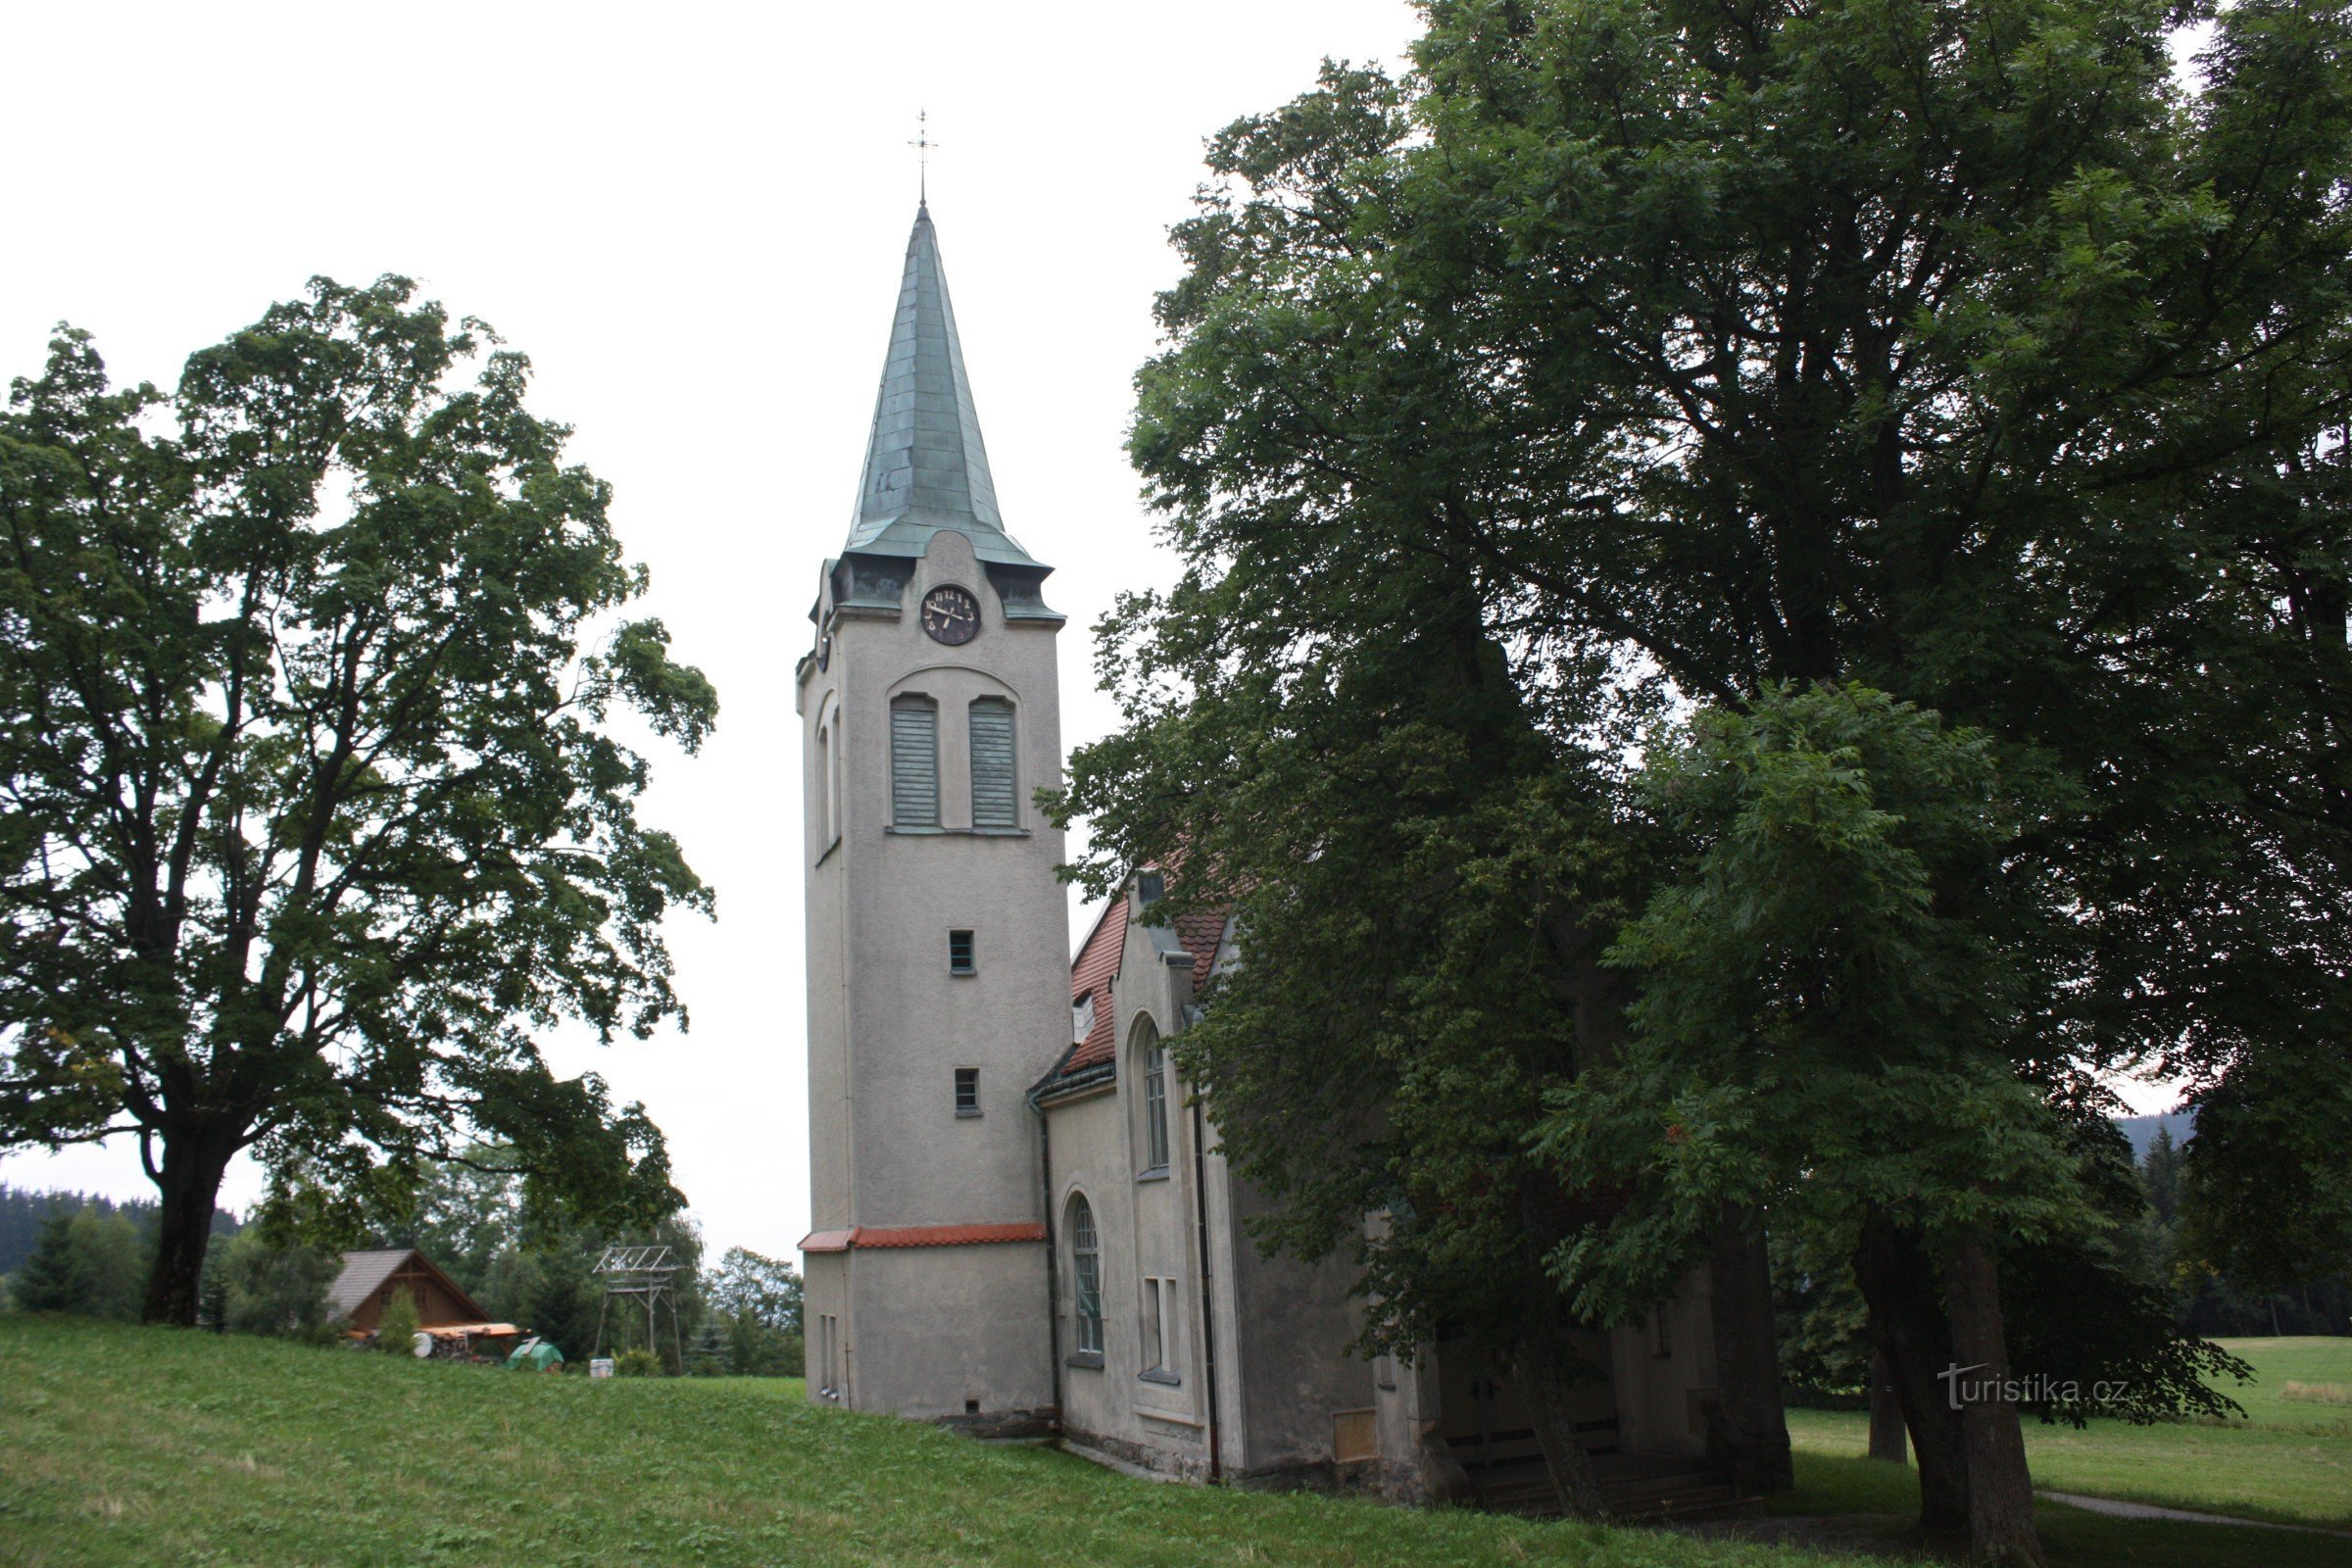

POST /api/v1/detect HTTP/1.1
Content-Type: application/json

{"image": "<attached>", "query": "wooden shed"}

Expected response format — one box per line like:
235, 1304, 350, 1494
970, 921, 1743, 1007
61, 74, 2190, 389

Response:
326, 1248, 489, 1332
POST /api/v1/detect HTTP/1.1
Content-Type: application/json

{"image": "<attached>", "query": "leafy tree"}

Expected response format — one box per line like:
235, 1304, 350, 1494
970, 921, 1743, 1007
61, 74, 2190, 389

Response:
708, 1247, 805, 1377
1073, 1, 2352, 1557
10, 1203, 145, 1319
215, 1229, 340, 1338
363, 1150, 524, 1299
0, 276, 715, 1324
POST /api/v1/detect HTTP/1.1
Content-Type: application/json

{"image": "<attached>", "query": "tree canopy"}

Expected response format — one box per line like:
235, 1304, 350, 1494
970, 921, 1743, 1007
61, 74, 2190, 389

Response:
0, 276, 715, 1324
1058, 0, 2352, 1558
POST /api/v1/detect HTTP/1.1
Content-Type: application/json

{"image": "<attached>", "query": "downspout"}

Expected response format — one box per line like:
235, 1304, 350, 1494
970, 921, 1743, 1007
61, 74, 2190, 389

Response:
1191, 1096, 1223, 1482
1032, 1088, 1062, 1426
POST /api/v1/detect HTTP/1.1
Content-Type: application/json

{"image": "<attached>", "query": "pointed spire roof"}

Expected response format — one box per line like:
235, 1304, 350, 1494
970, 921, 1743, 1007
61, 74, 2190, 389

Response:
844, 203, 1041, 567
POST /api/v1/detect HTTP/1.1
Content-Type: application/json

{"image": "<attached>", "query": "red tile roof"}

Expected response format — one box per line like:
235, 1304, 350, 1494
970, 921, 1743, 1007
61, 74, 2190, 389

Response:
798, 1223, 1046, 1253
1054, 889, 1229, 1082
1172, 907, 1225, 984
1065, 899, 1130, 1071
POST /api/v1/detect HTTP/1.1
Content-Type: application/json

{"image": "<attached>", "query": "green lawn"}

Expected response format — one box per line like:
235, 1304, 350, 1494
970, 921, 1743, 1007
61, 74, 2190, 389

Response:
1757, 1446, 2352, 1568
0, 1315, 1848, 1568
1782, 1336, 2352, 1534
3, 1317, 2341, 1568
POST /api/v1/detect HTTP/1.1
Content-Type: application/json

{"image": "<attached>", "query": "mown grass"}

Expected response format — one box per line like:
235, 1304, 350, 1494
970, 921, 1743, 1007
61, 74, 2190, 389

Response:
1781, 1336, 2352, 1533
4, 1317, 2342, 1568
0, 1315, 1853, 1568
1761, 1445, 2352, 1568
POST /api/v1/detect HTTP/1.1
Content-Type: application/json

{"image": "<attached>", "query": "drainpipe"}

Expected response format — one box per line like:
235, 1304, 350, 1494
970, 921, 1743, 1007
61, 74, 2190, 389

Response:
1033, 1089, 1063, 1426
1191, 1096, 1223, 1482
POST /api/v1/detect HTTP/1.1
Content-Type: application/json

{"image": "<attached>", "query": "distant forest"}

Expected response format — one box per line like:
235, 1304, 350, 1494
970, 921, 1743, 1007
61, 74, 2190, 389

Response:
0, 1186, 239, 1277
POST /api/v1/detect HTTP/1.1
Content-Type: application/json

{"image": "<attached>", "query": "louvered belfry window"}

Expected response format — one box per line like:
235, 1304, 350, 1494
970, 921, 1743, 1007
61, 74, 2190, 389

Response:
969, 698, 1017, 827
890, 696, 939, 827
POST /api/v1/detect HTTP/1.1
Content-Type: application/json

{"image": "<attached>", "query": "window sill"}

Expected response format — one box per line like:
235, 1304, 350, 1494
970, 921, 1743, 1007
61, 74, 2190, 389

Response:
1135, 1166, 1171, 1184
955, 1108, 982, 1119
886, 825, 1032, 838
1065, 1351, 1104, 1371
1139, 1367, 1182, 1387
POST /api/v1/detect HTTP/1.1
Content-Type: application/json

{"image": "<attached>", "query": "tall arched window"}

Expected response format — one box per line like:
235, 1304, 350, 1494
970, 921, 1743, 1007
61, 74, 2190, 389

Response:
816, 695, 841, 845
1138, 1018, 1169, 1172
1068, 1194, 1103, 1354
890, 695, 938, 827
969, 697, 1017, 827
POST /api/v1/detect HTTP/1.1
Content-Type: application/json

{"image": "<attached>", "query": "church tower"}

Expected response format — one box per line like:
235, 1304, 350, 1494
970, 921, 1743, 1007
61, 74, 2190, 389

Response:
796, 204, 1064, 1430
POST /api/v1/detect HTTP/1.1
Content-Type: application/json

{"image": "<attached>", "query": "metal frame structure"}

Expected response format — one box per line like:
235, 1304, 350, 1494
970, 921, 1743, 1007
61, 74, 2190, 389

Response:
591, 1244, 687, 1370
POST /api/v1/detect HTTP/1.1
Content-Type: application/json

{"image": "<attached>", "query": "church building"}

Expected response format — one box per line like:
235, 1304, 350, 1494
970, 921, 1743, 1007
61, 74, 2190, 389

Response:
797, 204, 1751, 1511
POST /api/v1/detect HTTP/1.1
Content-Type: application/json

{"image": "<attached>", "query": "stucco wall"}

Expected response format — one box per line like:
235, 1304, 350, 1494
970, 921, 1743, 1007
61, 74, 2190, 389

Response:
797, 528, 1067, 1420
1608, 1266, 1718, 1455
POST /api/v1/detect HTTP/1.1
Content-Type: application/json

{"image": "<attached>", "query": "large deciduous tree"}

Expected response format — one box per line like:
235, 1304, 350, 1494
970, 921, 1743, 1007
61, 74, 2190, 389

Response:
1061, 1, 2352, 1558
0, 276, 714, 1325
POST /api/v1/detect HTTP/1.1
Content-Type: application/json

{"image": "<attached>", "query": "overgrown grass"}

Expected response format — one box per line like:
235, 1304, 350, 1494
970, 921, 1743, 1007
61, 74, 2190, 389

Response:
0, 1315, 1849, 1568
1782, 1336, 2352, 1533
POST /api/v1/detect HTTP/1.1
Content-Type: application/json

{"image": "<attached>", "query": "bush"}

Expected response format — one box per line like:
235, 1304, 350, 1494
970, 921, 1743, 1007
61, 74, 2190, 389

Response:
612, 1348, 661, 1377
375, 1290, 424, 1355
217, 1232, 340, 1338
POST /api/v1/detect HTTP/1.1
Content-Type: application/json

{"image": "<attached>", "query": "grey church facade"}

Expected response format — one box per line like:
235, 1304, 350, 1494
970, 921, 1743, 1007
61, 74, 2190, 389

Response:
797, 205, 1740, 1506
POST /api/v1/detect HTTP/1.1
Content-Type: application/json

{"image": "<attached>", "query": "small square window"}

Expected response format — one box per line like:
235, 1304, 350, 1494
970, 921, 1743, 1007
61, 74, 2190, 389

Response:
955, 1067, 980, 1117
949, 929, 976, 974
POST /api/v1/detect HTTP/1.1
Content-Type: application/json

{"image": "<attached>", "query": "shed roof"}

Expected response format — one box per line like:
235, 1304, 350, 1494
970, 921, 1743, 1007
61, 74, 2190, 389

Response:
326, 1248, 489, 1326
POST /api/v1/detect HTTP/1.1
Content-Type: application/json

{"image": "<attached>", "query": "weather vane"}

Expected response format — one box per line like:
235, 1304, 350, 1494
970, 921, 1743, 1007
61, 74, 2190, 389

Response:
909, 108, 939, 201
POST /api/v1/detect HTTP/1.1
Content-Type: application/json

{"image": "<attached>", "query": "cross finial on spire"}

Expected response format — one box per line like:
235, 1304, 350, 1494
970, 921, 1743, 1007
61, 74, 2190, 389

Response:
908, 109, 938, 203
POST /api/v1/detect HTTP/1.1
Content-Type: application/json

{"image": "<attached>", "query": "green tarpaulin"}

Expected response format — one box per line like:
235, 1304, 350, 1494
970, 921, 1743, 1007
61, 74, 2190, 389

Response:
506, 1338, 564, 1371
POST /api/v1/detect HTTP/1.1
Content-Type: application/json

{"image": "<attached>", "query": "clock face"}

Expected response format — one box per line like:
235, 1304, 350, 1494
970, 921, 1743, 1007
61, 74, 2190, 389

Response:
920, 585, 981, 646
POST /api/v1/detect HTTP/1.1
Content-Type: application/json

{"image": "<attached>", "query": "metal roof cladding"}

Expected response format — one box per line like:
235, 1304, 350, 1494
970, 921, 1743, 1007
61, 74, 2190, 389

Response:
844, 202, 1043, 568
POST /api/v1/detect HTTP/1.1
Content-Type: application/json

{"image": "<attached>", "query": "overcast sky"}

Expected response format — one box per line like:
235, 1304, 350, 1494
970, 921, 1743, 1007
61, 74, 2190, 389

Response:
0, 0, 1436, 1258
1, 1, 2187, 1261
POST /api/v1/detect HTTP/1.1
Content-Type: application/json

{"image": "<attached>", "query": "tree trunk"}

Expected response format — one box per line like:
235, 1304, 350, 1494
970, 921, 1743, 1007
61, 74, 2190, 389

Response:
1852, 1212, 1970, 1543
140, 1122, 238, 1326
1704, 1203, 1794, 1494
1515, 1321, 1610, 1518
1868, 1345, 1909, 1464
1940, 1235, 2046, 1567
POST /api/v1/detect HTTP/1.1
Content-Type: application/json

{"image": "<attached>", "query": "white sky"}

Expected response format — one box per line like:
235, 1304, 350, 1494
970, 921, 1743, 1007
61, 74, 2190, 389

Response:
0, 1, 2188, 1260
0, 0, 1430, 1258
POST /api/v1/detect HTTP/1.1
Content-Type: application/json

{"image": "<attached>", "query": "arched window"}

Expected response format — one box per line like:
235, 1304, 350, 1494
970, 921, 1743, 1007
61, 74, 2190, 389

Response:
969, 697, 1017, 827
816, 695, 841, 845
1138, 1018, 1169, 1172
890, 695, 938, 827
1069, 1194, 1103, 1355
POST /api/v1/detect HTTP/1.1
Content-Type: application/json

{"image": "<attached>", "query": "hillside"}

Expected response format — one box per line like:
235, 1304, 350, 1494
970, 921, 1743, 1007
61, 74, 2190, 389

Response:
0, 1315, 1847, 1568
6, 1317, 2343, 1568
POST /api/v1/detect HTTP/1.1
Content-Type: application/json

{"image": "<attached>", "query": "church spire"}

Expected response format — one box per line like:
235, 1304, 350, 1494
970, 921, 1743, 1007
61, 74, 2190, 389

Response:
843, 204, 1041, 567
